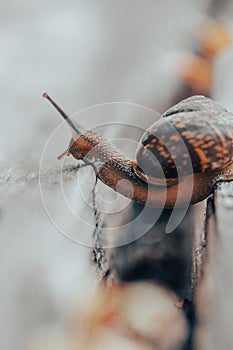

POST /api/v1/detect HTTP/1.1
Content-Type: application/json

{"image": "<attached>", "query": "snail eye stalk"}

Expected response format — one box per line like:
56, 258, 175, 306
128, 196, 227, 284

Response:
42, 92, 86, 136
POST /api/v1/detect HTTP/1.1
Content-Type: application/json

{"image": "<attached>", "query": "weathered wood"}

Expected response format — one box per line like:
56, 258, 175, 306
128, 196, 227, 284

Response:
101, 181, 233, 349
103, 204, 194, 299
192, 201, 208, 293
99, 204, 195, 349
195, 182, 233, 350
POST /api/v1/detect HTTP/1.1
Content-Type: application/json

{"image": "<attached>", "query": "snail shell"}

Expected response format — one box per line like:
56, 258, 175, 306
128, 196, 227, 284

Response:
136, 96, 233, 185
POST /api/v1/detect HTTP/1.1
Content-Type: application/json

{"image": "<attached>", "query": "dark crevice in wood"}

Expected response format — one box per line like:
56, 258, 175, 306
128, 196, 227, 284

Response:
96, 203, 195, 349
103, 204, 193, 298
91, 177, 106, 280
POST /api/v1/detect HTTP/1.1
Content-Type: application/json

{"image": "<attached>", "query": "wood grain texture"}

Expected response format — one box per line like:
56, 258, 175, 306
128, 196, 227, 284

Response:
195, 181, 233, 350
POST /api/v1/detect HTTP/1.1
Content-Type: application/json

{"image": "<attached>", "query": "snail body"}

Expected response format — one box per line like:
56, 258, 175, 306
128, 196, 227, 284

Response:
43, 94, 233, 208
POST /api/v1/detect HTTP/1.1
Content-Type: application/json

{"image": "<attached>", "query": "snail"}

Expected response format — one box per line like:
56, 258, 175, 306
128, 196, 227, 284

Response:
43, 93, 233, 208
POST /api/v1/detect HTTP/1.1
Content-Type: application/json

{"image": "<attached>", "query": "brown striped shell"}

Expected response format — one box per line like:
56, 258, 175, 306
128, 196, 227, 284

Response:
136, 96, 233, 184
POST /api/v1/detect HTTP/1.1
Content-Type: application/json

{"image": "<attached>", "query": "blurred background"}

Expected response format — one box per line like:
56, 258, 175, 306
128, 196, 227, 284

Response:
1, 0, 233, 349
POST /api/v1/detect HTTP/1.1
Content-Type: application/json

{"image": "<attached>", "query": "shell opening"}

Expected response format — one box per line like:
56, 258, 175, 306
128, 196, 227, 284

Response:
133, 164, 178, 187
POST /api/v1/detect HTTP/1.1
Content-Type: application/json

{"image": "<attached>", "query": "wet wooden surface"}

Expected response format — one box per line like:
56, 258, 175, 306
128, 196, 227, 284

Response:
195, 181, 233, 350
102, 181, 233, 349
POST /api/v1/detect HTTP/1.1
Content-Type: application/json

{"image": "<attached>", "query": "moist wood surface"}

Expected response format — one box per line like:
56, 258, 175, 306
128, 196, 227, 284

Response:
101, 181, 233, 349
195, 181, 233, 350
